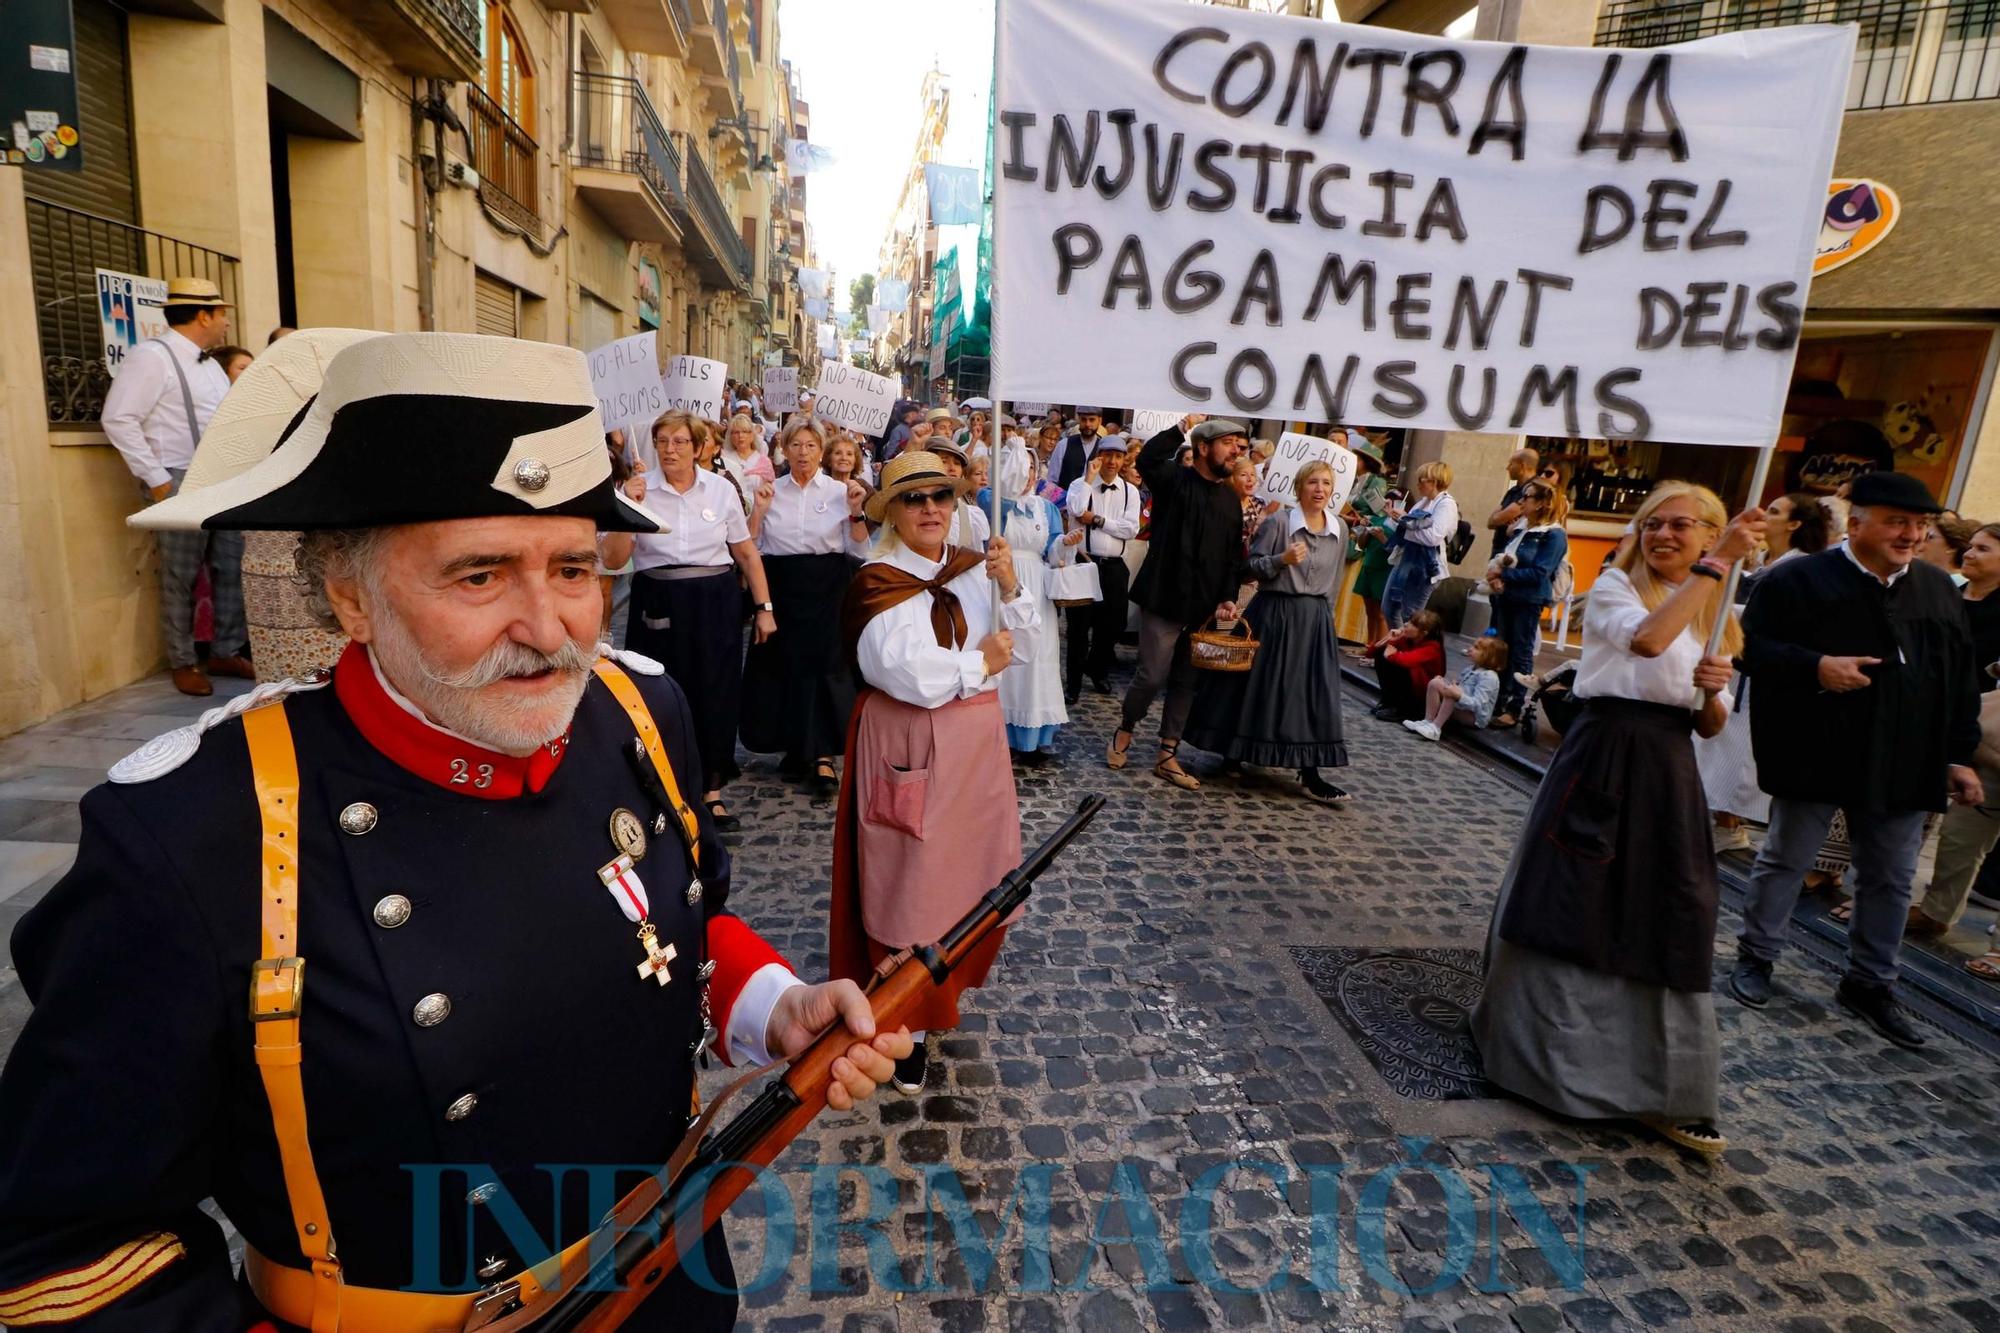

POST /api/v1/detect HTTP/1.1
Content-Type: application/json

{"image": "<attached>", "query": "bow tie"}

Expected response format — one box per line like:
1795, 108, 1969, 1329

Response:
1098, 483, 1119, 493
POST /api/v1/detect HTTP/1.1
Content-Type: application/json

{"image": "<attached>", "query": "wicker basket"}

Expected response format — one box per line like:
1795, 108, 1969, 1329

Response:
1189, 617, 1258, 673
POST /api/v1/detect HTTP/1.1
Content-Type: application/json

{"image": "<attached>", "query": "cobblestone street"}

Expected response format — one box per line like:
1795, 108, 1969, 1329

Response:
4, 668, 2000, 1331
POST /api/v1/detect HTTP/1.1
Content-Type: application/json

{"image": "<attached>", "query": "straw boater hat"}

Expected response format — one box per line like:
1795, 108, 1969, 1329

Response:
924, 407, 954, 426
133, 332, 661, 534
164, 276, 233, 309
864, 449, 971, 523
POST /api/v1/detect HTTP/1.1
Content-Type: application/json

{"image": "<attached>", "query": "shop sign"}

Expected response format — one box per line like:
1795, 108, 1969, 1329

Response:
637, 258, 661, 328
1813, 179, 1900, 277
96, 269, 168, 377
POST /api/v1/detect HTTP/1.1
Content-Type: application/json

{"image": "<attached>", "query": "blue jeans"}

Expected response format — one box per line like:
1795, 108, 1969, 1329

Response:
1737, 798, 1930, 987
1381, 546, 1440, 628
1491, 597, 1545, 716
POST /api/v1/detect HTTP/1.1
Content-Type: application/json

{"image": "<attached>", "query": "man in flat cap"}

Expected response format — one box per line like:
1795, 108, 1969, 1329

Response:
1730, 470, 1981, 1050
100, 276, 252, 697
0, 333, 910, 1331
1108, 415, 1247, 789
1049, 405, 1107, 492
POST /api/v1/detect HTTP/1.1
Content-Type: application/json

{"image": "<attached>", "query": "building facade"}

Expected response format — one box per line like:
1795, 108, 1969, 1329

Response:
0, 0, 809, 735
872, 68, 947, 396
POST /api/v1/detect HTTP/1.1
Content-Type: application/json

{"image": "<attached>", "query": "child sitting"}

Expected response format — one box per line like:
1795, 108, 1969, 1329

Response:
1368, 610, 1446, 721
1405, 635, 1507, 741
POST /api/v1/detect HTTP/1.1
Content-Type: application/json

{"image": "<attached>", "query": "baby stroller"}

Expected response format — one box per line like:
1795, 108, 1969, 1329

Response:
1516, 660, 1583, 741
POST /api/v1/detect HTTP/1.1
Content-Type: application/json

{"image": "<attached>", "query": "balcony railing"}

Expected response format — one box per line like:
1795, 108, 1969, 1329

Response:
466, 85, 541, 234
352, 0, 482, 80
1595, 0, 2000, 109
721, 0, 742, 103
25, 198, 241, 425
671, 132, 753, 289
667, 0, 692, 32
571, 71, 684, 217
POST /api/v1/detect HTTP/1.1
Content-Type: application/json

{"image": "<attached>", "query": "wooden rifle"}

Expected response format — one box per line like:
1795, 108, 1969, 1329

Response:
467, 794, 1106, 1331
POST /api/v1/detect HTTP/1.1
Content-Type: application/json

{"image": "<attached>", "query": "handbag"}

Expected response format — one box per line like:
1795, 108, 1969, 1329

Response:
1048, 541, 1102, 607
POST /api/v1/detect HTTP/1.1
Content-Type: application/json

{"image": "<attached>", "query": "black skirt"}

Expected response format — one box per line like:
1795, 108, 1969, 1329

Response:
740, 552, 855, 765
625, 568, 745, 787
1184, 591, 1348, 768
1498, 697, 1718, 992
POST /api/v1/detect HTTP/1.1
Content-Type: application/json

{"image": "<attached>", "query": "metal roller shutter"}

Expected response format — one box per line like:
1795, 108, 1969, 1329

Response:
474, 271, 520, 337
23, 0, 137, 222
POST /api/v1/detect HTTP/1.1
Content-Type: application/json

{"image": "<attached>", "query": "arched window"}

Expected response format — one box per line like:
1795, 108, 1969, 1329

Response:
480, 0, 535, 132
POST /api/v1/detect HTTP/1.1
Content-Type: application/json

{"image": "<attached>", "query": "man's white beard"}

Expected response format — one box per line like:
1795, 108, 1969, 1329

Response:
370, 603, 593, 756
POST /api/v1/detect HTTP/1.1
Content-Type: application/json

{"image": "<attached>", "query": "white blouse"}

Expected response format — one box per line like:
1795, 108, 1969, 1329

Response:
757, 469, 862, 557
946, 500, 990, 551
1573, 568, 1728, 711
630, 468, 750, 572
855, 543, 1041, 708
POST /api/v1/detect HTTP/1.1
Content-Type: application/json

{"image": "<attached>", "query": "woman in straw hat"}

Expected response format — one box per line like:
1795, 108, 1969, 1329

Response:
831, 450, 1038, 1093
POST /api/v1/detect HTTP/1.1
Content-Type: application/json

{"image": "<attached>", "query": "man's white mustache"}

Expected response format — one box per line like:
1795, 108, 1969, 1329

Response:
419, 637, 595, 690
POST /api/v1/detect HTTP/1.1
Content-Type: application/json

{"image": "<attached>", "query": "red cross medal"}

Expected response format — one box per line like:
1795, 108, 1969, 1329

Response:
597, 851, 674, 985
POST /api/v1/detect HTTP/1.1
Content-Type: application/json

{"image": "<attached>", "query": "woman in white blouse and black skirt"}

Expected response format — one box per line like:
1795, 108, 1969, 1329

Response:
830, 451, 1039, 1093
1472, 482, 1763, 1156
740, 417, 871, 795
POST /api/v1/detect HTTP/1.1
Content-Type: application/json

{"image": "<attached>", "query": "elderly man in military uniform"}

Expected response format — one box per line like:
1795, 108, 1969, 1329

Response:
0, 333, 911, 1331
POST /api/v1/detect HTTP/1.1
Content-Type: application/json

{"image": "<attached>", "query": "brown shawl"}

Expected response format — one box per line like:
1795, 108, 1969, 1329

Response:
839, 546, 987, 667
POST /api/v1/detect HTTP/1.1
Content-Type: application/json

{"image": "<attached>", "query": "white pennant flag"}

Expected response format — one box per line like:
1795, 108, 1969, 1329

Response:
797, 267, 830, 301
786, 140, 837, 175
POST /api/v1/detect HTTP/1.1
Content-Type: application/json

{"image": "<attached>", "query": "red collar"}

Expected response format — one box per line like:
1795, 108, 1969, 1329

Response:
332, 640, 570, 799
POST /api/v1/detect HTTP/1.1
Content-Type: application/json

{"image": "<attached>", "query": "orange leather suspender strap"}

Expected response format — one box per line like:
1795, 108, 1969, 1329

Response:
242, 702, 343, 1333
591, 661, 701, 865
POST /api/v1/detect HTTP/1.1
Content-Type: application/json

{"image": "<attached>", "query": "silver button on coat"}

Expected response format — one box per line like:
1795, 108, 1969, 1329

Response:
445, 1092, 478, 1121
412, 993, 452, 1027
338, 802, 378, 835
372, 895, 412, 929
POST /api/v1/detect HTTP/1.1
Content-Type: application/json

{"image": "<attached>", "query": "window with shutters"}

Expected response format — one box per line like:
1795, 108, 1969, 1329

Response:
475, 271, 520, 337
479, 0, 535, 134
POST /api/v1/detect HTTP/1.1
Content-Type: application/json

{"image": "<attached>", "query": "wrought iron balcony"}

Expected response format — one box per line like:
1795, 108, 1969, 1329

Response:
466, 85, 541, 236
593, 0, 687, 57
689, 0, 728, 76
1595, 0, 1999, 109
570, 72, 684, 242
670, 132, 752, 291
354, 0, 481, 80
25, 198, 241, 425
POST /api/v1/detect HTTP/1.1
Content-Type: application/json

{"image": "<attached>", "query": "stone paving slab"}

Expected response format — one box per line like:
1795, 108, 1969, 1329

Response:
2, 665, 1998, 1331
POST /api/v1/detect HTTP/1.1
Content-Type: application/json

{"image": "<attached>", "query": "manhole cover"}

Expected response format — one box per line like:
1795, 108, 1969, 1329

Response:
1288, 946, 1492, 1101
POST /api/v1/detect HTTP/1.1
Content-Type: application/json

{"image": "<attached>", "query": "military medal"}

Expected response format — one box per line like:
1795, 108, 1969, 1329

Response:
609, 807, 649, 861
597, 848, 675, 985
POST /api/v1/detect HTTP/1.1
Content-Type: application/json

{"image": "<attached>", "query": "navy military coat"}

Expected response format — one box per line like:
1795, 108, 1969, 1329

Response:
0, 644, 789, 1330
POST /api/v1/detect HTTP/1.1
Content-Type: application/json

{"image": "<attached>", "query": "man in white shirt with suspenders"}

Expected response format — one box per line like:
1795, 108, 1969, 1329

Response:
99, 276, 251, 696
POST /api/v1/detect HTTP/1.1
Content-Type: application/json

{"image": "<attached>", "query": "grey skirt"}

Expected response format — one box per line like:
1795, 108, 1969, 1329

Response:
1471, 841, 1720, 1123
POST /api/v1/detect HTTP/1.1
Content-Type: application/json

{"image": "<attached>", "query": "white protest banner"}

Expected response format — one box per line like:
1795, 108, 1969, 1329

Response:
993, 0, 1853, 446
586, 330, 666, 437
866, 305, 895, 335
798, 267, 830, 301
1258, 432, 1358, 508
95, 269, 169, 377
1015, 400, 1052, 419
814, 360, 899, 434
877, 278, 912, 309
763, 365, 800, 413
1128, 409, 1184, 440
928, 336, 947, 382
660, 354, 728, 420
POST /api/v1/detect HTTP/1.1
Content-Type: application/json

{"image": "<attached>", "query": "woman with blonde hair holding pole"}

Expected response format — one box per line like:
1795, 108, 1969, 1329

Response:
1472, 481, 1764, 1155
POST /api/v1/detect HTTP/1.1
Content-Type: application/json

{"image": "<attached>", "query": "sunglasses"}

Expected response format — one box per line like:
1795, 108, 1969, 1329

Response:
899, 487, 959, 509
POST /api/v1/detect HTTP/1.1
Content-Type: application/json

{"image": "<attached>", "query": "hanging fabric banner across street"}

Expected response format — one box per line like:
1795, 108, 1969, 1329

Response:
786, 139, 838, 175
804, 296, 831, 320
814, 360, 899, 434
926, 163, 985, 225
876, 278, 912, 309
763, 365, 799, 413
586, 330, 667, 439
798, 267, 830, 301
993, 0, 1854, 445
1258, 432, 1359, 508
867, 305, 895, 335
659, 353, 728, 420
816, 324, 838, 358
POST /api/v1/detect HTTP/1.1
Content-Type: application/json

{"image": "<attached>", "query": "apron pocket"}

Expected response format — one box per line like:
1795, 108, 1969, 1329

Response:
867, 766, 930, 838
1547, 777, 1619, 862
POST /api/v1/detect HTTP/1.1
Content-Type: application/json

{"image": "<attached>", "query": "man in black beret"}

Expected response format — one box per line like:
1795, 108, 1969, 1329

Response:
1730, 470, 1982, 1049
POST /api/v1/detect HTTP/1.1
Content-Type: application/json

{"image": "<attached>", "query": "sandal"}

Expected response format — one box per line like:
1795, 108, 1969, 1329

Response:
1967, 951, 2000, 983
812, 758, 838, 797
1153, 742, 1200, 791
1829, 899, 1854, 925
704, 796, 741, 834
1106, 730, 1132, 771
1639, 1115, 1728, 1156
